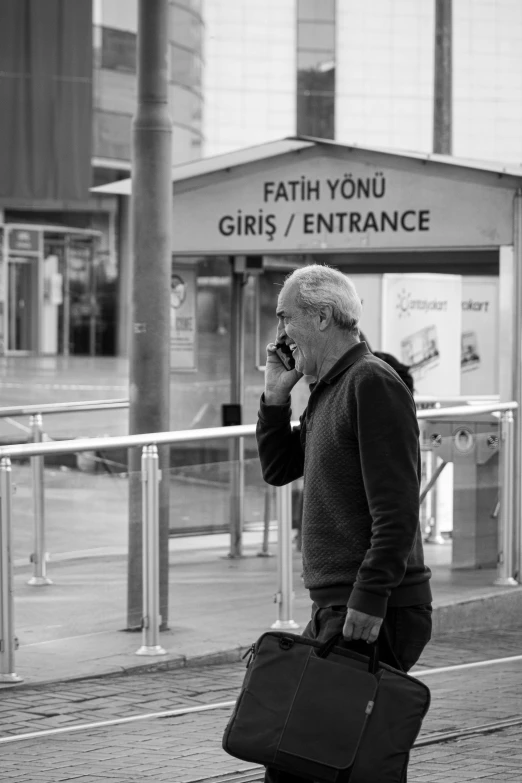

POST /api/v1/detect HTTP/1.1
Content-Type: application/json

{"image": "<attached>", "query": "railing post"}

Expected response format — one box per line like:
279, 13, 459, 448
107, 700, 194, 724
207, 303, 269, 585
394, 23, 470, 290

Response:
228, 437, 244, 558
136, 445, 167, 655
271, 483, 299, 630
28, 415, 52, 586
424, 451, 446, 545
495, 411, 518, 586
0, 458, 23, 683
258, 484, 274, 558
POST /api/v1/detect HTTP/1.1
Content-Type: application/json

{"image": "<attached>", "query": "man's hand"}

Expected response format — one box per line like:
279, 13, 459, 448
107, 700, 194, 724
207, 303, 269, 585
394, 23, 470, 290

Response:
264, 343, 302, 405
343, 608, 383, 644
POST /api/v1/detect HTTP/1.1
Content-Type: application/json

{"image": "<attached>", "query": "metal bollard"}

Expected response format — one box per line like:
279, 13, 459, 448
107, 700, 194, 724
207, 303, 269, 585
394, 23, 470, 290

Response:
0, 458, 23, 683
423, 452, 446, 545
257, 485, 274, 558
28, 415, 52, 586
228, 437, 245, 558
136, 445, 167, 655
494, 411, 518, 586
271, 483, 299, 630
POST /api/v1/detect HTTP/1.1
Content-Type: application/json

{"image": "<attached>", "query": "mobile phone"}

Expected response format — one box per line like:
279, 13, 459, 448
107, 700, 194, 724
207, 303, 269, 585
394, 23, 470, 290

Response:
274, 341, 295, 371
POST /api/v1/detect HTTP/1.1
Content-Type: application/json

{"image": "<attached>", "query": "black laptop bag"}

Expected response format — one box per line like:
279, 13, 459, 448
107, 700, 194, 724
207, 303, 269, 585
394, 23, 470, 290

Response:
223, 631, 431, 783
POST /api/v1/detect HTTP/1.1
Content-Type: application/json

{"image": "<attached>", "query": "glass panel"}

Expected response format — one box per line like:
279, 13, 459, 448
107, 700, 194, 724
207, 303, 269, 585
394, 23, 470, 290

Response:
12, 457, 130, 644
93, 110, 132, 161
170, 44, 203, 90
7, 260, 37, 351
10, 443, 297, 648
169, 454, 266, 536
297, 65, 335, 138
420, 421, 502, 597
91, 215, 118, 357
297, 21, 335, 51
68, 240, 94, 356
170, 4, 203, 50
297, 49, 335, 71
298, 0, 335, 22
170, 256, 231, 431
101, 27, 137, 73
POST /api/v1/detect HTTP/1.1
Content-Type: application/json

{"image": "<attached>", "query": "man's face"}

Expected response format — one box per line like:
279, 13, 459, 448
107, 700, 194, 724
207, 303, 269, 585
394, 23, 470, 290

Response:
276, 281, 320, 377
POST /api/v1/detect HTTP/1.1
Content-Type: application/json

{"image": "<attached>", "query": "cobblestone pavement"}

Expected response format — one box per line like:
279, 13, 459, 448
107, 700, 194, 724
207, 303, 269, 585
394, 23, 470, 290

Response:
1, 628, 522, 782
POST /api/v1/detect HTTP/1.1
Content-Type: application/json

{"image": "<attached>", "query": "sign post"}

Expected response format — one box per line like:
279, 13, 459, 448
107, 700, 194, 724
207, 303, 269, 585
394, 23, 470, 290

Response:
128, 0, 172, 630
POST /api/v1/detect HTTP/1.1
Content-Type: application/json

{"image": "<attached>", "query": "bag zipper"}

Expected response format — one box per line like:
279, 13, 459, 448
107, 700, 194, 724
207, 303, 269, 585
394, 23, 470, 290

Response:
241, 643, 256, 668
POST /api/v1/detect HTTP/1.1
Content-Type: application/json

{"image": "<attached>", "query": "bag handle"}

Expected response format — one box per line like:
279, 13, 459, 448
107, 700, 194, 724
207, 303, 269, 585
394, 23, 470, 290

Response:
317, 634, 379, 675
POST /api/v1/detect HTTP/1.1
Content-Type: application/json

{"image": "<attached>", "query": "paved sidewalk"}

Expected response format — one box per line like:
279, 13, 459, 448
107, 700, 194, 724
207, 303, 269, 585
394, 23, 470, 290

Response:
7, 538, 522, 688
1, 629, 522, 782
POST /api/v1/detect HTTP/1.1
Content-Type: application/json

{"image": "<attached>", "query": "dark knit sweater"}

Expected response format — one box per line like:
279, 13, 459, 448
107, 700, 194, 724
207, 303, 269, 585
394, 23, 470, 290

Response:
256, 342, 432, 618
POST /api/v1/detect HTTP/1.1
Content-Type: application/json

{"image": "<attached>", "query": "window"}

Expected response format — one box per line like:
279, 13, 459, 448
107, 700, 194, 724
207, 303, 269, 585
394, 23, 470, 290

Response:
170, 45, 203, 90
296, 0, 336, 138
297, 21, 335, 51
93, 110, 132, 161
101, 27, 137, 73
298, 0, 335, 22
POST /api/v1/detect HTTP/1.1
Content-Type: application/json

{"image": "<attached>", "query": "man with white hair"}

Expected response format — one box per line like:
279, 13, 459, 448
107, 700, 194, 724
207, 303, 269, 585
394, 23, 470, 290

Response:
257, 264, 432, 783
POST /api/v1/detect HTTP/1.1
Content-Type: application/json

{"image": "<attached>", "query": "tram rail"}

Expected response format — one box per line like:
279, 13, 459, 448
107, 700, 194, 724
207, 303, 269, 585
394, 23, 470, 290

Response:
1, 653, 521, 748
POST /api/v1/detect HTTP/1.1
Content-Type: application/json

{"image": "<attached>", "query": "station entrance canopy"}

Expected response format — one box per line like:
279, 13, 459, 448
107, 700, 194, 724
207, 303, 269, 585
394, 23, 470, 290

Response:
94, 134, 522, 405
95, 135, 522, 255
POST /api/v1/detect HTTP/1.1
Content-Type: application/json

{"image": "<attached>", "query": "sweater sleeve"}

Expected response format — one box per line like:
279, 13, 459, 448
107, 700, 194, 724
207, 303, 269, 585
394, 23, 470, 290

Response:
347, 368, 421, 618
256, 394, 305, 486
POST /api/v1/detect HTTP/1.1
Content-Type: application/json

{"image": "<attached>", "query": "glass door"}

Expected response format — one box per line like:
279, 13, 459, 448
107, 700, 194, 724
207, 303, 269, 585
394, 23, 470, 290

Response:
68, 239, 94, 356
7, 259, 38, 352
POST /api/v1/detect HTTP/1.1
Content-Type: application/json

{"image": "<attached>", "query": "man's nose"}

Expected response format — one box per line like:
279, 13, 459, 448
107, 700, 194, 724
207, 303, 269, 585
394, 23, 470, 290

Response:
276, 323, 286, 342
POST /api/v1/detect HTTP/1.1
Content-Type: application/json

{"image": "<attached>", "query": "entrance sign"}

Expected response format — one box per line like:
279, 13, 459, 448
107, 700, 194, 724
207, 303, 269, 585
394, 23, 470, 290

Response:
170, 265, 197, 371
8, 228, 40, 253
461, 276, 498, 396
171, 151, 514, 254
382, 273, 462, 396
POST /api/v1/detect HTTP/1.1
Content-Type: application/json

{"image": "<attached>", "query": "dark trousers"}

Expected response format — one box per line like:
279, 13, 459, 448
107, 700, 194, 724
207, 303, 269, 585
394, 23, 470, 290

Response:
264, 602, 432, 783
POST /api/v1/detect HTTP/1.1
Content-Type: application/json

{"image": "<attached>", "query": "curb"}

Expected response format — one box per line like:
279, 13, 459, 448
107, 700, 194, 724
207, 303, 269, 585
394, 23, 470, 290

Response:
432, 586, 522, 634
1, 645, 252, 691
5, 587, 522, 691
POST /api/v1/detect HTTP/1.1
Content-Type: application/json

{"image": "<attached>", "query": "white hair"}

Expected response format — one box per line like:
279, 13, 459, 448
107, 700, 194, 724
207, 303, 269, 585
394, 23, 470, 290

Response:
283, 264, 362, 333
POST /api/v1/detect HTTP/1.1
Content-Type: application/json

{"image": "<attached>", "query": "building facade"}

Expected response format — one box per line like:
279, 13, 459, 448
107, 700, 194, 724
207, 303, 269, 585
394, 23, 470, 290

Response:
0, 0, 204, 359
204, 0, 522, 163
3, 0, 522, 361
92, 0, 204, 172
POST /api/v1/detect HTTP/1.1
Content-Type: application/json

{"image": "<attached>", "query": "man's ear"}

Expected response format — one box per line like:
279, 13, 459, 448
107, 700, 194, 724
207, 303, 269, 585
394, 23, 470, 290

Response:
318, 305, 333, 331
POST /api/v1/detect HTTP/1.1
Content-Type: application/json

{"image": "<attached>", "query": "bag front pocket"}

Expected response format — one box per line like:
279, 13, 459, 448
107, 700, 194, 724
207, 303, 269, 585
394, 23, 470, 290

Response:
276, 654, 378, 775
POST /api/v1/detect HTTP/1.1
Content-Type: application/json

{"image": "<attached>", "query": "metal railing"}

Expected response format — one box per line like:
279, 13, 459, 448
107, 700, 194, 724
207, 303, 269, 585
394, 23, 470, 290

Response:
0, 423, 297, 683
0, 398, 129, 586
0, 401, 518, 683
415, 395, 500, 408
0, 399, 129, 420
416, 401, 515, 419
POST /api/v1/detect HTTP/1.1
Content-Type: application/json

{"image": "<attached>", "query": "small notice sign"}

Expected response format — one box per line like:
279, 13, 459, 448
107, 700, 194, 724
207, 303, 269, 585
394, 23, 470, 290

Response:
170, 265, 197, 371
8, 229, 40, 253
